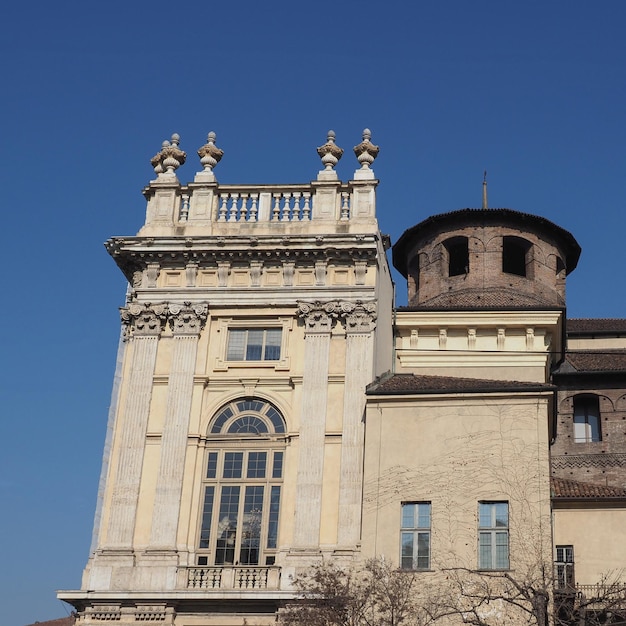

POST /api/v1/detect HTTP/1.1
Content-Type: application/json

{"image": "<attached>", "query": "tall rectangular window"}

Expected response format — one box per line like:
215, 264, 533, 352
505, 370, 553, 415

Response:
199, 448, 283, 566
227, 328, 282, 361
555, 545, 575, 589
573, 396, 601, 443
400, 502, 431, 570
478, 502, 509, 570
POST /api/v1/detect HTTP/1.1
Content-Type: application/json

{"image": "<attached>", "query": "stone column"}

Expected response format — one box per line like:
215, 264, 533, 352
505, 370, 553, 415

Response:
149, 303, 208, 549
105, 304, 167, 549
337, 302, 377, 548
292, 301, 338, 548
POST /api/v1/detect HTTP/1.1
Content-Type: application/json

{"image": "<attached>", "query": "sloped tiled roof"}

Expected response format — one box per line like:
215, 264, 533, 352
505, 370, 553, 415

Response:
367, 373, 554, 395
551, 476, 626, 499
567, 318, 626, 334
399, 287, 560, 310
555, 351, 626, 373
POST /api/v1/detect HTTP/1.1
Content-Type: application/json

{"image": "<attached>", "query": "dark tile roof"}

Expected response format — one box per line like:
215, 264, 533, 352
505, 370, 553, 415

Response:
367, 373, 554, 395
399, 287, 560, 310
25, 617, 75, 626
556, 351, 626, 373
551, 477, 626, 499
567, 318, 626, 334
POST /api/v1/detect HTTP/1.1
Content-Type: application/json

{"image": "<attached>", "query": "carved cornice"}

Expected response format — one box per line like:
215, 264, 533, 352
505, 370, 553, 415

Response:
120, 302, 209, 340
106, 236, 379, 283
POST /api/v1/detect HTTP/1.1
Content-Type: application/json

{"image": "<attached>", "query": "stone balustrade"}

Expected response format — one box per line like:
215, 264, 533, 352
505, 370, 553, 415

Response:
142, 181, 366, 230
216, 186, 314, 223
185, 566, 281, 590
140, 130, 379, 233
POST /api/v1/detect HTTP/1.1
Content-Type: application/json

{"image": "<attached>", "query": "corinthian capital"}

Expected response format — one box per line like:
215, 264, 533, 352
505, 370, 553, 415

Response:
340, 300, 377, 334
120, 303, 168, 339
168, 302, 208, 335
297, 301, 341, 333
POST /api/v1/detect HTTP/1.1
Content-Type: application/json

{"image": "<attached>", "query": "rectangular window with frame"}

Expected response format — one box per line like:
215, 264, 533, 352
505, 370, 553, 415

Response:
198, 448, 283, 566
555, 545, 575, 589
478, 501, 509, 569
227, 328, 282, 361
400, 502, 431, 570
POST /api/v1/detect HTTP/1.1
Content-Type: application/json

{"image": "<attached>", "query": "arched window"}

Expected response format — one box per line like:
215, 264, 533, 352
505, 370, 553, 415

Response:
197, 399, 286, 566
502, 236, 532, 277
443, 236, 469, 277
573, 395, 601, 443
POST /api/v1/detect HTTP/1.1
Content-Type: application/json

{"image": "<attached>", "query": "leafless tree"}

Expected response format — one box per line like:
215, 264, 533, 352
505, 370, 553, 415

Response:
280, 559, 626, 626
279, 558, 448, 626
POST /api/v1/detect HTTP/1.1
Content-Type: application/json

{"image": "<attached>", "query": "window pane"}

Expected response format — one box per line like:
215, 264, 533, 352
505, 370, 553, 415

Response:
227, 330, 246, 360
417, 532, 430, 569
479, 504, 492, 528
199, 486, 215, 548
417, 503, 431, 528
227, 416, 268, 434
495, 532, 509, 568
265, 406, 285, 433
215, 486, 240, 564
206, 452, 218, 479
479, 532, 492, 569
264, 329, 282, 360
223, 452, 243, 478
495, 503, 508, 527
401, 532, 414, 569
247, 452, 267, 478
402, 504, 415, 529
240, 486, 264, 564
267, 486, 281, 549
272, 451, 283, 478
246, 330, 264, 360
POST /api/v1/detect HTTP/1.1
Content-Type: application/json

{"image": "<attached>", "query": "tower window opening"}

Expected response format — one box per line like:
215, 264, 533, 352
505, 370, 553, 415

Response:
502, 236, 531, 277
444, 237, 469, 277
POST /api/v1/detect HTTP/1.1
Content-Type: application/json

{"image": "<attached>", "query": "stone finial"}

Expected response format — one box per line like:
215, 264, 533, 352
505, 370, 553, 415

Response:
317, 130, 344, 171
197, 131, 224, 176
353, 129, 379, 169
150, 133, 186, 179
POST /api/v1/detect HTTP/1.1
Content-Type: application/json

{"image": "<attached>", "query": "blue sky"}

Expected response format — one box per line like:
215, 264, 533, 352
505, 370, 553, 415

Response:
2, 2, 626, 624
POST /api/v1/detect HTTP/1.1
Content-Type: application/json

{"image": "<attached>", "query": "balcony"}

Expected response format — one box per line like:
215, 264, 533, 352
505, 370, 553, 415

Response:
185, 565, 281, 590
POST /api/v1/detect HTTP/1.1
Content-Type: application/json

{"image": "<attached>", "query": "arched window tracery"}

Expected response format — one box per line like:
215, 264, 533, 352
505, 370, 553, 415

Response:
197, 399, 286, 566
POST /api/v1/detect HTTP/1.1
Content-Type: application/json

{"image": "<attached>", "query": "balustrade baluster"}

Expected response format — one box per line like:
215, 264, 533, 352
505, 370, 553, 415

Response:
281, 193, 291, 222
218, 195, 228, 221
228, 193, 239, 221
340, 192, 350, 220
249, 194, 259, 221
240, 193, 249, 221
292, 192, 302, 221
303, 192, 311, 220
271, 194, 281, 221
180, 194, 190, 222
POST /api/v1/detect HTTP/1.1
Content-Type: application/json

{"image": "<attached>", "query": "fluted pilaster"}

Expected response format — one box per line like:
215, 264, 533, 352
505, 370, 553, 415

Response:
150, 304, 208, 549
337, 301, 377, 547
105, 304, 167, 548
292, 301, 338, 547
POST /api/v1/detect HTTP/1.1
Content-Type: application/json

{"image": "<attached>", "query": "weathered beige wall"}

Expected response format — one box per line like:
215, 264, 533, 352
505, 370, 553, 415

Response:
553, 506, 626, 584
363, 394, 553, 573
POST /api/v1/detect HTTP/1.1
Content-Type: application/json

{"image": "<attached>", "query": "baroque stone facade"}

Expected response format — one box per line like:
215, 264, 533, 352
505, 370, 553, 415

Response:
58, 131, 626, 626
